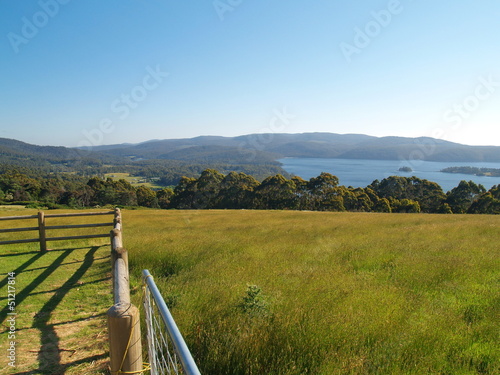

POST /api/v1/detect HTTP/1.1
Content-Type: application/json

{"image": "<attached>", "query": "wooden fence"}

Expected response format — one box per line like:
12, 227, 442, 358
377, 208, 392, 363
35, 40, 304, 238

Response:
107, 208, 143, 374
0, 210, 115, 251
0, 208, 143, 372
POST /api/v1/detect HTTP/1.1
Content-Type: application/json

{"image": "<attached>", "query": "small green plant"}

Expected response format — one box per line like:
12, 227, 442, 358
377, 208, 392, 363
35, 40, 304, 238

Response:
238, 285, 270, 317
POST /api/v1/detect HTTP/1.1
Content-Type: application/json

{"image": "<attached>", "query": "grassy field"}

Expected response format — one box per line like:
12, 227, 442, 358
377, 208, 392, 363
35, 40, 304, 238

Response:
125, 210, 500, 375
104, 172, 163, 189
1, 208, 499, 374
0, 208, 112, 374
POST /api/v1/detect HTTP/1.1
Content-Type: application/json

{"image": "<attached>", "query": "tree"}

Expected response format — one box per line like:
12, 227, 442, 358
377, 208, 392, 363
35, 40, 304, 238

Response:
216, 172, 259, 209
87, 176, 105, 191
370, 177, 407, 199
407, 178, 445, 213
60, 185, 94, 208
342, 187, 374, 212
194, 169, 225, 208
157, 188, 174, 209
136, 186, 159, 208
169, 169, 225, 209
390, 198, 421, 213
39, 177, 67, 204
112, 179, 137, 206
307, 172, 339, 194
364, 187, 391, 213
254, 175, 297, 209
373, 197, 392, 213
0, 171, 42, 201
437, 202, 453, 214
291, 176, 309, 210
468, 185, 500, 214
306, 172, 342, 211
170, 176, 197, 209
370, 176, 445, 213
93, 184, 117, 206
446, 180, 486, 214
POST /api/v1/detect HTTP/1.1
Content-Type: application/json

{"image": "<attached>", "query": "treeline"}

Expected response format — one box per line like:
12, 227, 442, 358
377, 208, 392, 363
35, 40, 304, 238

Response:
0, 155, 288, 186
1, 169, 499, 214
441, 166, 500, 177
133, 159, 288, 185
0, 137, 290, 185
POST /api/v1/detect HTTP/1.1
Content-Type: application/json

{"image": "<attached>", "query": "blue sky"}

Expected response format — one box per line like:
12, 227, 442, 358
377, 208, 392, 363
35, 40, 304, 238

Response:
1, 0, 500, 147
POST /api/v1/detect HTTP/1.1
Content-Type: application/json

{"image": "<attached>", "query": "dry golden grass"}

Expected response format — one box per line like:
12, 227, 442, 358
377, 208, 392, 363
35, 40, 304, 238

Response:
1, 208, 499, 374
124, 210, 500, 375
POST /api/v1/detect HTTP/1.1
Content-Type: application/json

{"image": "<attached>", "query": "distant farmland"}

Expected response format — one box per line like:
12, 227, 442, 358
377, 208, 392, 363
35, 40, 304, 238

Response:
104, 172, 163, 189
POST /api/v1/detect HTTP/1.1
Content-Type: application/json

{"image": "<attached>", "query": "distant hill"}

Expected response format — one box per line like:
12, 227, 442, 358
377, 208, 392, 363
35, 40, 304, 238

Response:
0, 137, 287, 182
0, 137, 82, 159
91, 133, 500, 163
0, 137, 123, 172
2, 133, 500, 178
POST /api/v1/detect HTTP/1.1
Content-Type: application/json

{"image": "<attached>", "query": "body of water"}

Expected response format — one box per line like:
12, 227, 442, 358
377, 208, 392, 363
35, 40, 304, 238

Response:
279, 158, 500, 192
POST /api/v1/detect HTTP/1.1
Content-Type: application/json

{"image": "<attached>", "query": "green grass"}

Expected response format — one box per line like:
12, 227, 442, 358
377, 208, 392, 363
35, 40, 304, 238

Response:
0, 208, 112, 374
123, 210, 500, 375
1, 208, 499, 374
104, 172, 163, 189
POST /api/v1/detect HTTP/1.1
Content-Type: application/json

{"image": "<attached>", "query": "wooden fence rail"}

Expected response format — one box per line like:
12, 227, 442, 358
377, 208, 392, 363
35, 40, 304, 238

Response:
1, 208, 143, 371
107, 208, 143, 375
0, 210, 115, 251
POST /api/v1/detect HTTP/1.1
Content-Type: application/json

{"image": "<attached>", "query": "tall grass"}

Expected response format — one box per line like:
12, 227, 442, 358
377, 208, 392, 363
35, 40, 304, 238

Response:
120, 210, 498, 374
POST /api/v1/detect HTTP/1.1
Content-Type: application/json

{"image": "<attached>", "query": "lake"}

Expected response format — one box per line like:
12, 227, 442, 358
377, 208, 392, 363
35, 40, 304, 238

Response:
278, 158, 500, 192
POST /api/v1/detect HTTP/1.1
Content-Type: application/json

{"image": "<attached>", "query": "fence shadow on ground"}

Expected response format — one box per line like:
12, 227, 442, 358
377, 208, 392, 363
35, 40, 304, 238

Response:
0, 252, 46, 299
33, 246, 101, 374
0, 250, 74, 326
12, 353, 109, 375
0, 247, 93, 260
0, 245, 110, 375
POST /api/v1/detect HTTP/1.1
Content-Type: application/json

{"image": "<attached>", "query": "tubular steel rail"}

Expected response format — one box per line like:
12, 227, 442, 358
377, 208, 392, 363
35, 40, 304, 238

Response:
142, 269, 201, 375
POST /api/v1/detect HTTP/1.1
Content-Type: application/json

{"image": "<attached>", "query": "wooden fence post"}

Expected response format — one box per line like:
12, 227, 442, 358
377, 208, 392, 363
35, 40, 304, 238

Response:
108, 210, 142, 374
114, 208, 122, 233
38, 211, 47, 252
110, 228, 128, 292
107, 302, 142, 374
108, 258, 142, 374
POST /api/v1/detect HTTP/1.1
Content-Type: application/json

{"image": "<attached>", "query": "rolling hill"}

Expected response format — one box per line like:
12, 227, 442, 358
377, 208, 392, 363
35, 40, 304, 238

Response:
91, 133, 500, 162
1, 133, 500, 180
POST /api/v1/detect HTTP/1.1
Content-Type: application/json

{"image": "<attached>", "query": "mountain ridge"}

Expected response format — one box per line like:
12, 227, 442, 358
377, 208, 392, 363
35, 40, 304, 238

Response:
82, 133, 500, 163
2, 133, 500, 166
